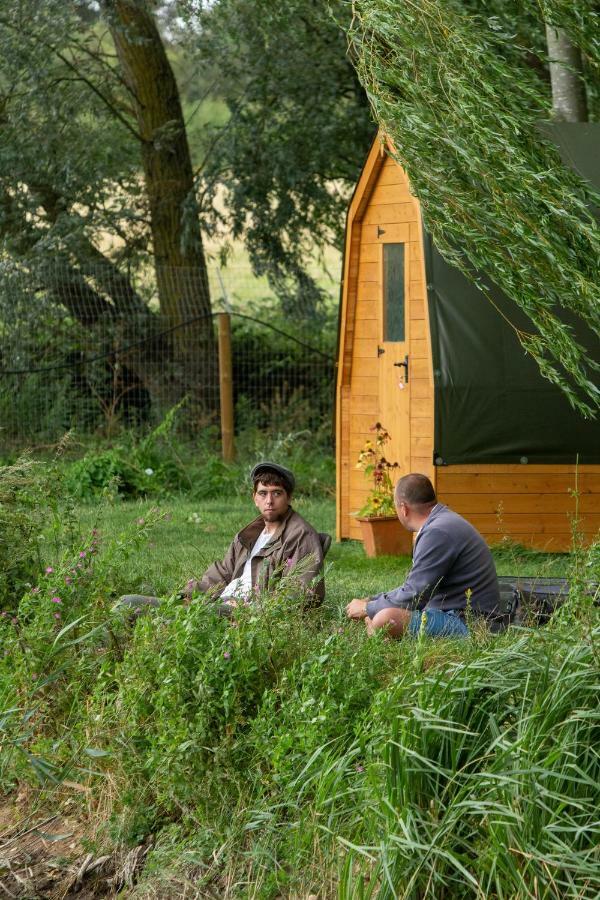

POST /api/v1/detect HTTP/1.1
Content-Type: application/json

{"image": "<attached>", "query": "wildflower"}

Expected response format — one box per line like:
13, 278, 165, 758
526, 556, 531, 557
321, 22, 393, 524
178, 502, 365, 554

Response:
285, 557, 293, 568
31, 587, 40, 594
355, 764, 365, 773
65, 577, 72, 585
79, 551, 86, 558
51, 597, 62, 604
144, 467, 154, 476
45, 566, 54, 575
137, 517, 145, 526
54, 612, 61, 620
223, 651, 231, 660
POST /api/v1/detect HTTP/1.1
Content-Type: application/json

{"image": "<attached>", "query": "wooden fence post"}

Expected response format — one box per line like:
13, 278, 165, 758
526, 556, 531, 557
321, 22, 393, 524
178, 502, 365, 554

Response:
217, 312, 235, 461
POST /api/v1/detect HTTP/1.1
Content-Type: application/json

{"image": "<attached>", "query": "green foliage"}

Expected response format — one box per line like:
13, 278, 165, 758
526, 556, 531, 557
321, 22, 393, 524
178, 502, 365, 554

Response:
195, 0, 373, 316
348, 0, 600, 416
355, 423, 399, 517
346, 625, 600, 898
0, 463, 598, 896
0, 457, 68, 612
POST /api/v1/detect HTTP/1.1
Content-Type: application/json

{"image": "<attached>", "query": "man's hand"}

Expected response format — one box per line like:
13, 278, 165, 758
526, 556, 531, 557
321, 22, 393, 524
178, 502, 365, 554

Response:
346, 598, 369, 620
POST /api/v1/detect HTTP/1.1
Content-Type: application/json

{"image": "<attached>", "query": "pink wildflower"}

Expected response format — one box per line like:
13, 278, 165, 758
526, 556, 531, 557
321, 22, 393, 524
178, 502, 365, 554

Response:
51, 597, 62, 604
65, 577, 72, 585
31, 587, 40, 595
45, 566, 54, 574
223, 651, 231, 660
54, 612, 61, 619
79, 551, 86, 558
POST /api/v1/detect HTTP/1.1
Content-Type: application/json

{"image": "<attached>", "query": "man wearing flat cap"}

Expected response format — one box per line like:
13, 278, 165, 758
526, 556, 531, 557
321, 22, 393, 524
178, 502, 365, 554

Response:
185, 462, 326, 608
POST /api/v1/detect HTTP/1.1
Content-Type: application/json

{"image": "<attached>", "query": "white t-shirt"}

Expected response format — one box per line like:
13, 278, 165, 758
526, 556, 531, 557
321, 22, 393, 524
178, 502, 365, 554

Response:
221, 529, 272, 600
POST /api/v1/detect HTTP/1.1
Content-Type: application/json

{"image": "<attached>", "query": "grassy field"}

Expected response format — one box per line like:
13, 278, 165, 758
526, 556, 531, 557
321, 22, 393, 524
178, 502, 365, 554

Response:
1, 480, 598, 898
74, 494, 571, 605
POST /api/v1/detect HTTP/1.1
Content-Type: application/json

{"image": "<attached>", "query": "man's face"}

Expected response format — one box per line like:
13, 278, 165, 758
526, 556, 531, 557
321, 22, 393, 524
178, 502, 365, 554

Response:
253, 480, 290, 523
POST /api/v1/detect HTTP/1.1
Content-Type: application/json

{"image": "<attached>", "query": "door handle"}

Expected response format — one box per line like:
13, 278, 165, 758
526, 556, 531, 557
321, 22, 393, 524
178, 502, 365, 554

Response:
393, 355, 409, 383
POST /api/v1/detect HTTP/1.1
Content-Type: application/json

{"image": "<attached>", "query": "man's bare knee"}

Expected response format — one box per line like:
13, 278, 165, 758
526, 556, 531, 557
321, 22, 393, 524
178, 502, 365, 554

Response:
370, 607, 411, 638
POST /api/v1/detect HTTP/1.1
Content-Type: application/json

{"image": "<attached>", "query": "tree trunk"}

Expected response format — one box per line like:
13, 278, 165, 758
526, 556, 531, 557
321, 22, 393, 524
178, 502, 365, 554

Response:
545, 25, 588, 122
103, 0, 218, 422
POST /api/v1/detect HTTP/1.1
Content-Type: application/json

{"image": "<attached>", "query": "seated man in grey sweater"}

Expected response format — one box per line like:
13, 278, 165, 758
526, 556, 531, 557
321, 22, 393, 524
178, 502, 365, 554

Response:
345, 473, 500, 638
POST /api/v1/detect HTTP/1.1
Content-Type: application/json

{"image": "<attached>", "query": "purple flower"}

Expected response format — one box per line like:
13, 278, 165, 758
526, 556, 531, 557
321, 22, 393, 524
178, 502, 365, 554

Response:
79, 551, 86, 559
355, 764, 365, 774
51, 597, 62, 604
45, 566, 54, 575
65, 577, 72, 585
223, 651, 231, 660
54, 612, 61, 619
285, 557, 293, 568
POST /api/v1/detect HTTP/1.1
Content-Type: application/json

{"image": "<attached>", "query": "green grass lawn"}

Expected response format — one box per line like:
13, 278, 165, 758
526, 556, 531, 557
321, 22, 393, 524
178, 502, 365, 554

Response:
72, 494, 572, 608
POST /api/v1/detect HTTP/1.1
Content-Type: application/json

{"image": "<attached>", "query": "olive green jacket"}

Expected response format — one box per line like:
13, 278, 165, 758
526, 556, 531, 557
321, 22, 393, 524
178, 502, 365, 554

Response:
192, 508, 325, 604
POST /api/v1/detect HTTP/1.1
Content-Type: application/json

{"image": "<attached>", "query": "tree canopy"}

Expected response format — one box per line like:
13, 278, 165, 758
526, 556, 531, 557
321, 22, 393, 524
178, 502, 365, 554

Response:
348, 0, 599, 416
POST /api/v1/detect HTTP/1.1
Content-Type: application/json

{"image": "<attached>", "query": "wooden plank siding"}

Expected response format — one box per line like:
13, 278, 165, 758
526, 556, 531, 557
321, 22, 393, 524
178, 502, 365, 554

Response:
337, 135, 599, 549
337, 140, 436, 540
437, 466, 600, 551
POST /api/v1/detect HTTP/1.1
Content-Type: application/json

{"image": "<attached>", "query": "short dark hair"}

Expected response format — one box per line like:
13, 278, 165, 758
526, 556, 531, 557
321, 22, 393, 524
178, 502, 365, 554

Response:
252, 470, 293, 495
395, 473, 436, 507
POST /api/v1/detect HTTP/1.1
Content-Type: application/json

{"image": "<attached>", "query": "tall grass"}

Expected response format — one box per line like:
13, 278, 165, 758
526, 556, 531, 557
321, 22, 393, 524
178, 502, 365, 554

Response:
0, 454, 598, 897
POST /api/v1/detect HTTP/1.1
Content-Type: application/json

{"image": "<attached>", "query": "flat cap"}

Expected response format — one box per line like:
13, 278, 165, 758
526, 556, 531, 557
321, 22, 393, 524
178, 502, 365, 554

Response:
250, 461, 295, 493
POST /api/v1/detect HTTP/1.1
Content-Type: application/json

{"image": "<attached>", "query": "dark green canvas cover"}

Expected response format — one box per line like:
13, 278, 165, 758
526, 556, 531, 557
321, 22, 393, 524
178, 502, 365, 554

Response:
426, 124, 600, 466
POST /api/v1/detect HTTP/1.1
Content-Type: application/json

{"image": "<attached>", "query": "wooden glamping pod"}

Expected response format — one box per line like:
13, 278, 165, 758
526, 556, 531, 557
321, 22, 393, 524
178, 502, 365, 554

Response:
336, 128, 600, 552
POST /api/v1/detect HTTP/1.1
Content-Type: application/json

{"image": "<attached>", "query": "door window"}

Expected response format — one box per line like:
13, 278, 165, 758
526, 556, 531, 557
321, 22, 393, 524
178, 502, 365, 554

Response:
383, 243, 405, 342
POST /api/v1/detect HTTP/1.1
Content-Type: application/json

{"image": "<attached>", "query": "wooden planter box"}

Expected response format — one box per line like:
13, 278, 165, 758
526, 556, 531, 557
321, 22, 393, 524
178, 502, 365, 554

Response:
356, 515, 413, 557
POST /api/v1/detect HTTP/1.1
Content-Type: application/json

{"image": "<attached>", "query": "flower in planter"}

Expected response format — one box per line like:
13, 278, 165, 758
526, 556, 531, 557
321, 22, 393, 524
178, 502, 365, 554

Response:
355, 423, 400, 518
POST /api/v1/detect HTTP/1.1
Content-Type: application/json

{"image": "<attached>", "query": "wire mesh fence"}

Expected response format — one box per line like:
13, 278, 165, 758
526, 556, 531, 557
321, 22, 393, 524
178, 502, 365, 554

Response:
0, 260, 336, 451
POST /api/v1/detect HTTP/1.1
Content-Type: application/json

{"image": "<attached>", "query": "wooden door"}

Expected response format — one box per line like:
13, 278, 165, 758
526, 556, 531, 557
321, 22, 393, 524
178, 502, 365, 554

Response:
378, 240, 411, 473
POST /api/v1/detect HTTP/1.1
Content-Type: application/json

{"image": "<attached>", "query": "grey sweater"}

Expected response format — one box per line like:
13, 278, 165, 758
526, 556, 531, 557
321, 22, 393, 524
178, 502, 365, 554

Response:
366, 504, 500, 619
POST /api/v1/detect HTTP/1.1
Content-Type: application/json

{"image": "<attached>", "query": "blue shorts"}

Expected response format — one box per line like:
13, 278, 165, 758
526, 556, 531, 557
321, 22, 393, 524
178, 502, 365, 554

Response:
407, 608, 469, 638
